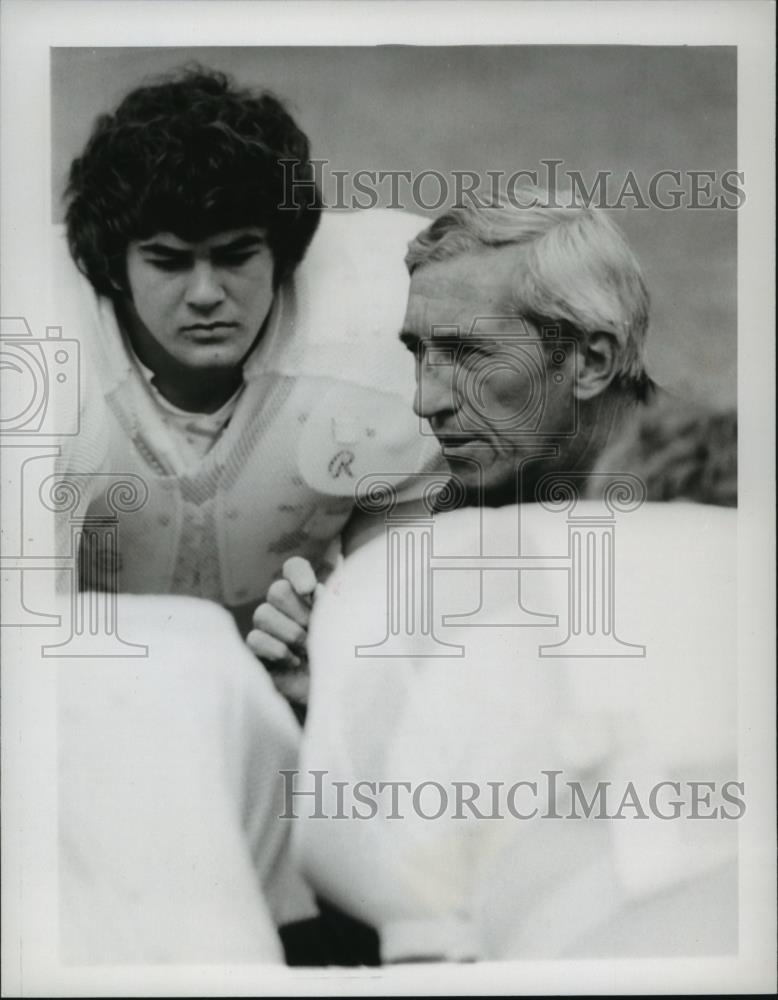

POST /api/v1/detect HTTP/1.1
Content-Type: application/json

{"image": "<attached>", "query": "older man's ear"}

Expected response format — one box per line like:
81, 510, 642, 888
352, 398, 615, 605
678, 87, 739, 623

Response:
572, 330, 620, 401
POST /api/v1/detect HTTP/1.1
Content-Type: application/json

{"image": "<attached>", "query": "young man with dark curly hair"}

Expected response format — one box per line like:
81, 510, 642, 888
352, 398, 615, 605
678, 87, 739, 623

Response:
57, 67, 437, 703
54, 65, 438, 965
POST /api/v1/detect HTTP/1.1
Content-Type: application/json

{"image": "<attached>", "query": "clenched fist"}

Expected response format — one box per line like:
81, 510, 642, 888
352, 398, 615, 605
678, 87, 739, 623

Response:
247, 557, 322, 672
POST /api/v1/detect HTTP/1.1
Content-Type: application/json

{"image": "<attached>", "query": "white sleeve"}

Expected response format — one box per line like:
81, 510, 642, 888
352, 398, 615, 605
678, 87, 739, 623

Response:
59, 595, 316, 964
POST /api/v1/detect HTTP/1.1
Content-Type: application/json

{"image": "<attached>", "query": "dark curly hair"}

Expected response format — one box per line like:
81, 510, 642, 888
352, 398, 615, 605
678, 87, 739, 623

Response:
65, 66, 321, 297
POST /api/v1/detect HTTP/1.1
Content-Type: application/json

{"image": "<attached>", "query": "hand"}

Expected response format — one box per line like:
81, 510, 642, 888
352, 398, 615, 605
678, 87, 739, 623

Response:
247, 557, 320, 670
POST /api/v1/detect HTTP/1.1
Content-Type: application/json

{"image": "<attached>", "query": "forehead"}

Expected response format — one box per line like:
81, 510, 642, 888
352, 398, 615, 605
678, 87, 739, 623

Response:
404, 248, 522, 337
133, 227, 267, 251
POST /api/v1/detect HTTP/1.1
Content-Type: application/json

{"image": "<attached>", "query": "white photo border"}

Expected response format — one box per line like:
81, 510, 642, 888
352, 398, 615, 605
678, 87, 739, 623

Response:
1, 1, 775, 995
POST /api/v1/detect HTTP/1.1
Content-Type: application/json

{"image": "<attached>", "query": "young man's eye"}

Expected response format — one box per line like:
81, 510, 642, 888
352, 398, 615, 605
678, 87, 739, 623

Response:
213, 252, 258, 268
147, 257, 188, 272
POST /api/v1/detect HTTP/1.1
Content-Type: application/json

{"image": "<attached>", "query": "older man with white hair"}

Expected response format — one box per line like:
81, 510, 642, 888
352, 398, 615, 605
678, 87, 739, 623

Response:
266, 189, 737, 963
256, 188, 733, 663
397, 188, 656, 506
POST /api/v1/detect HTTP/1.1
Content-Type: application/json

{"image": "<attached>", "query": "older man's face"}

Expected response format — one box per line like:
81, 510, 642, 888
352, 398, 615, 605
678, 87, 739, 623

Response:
400, 249, 579, 495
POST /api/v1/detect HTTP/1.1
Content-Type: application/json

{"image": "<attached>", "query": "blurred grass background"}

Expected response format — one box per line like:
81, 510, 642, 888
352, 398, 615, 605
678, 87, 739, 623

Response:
51, 46, 737, 407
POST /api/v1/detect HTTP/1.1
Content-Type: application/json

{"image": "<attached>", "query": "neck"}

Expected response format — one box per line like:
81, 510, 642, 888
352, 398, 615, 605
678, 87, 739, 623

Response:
568, 384, 644, 474
148, 364, 244, 414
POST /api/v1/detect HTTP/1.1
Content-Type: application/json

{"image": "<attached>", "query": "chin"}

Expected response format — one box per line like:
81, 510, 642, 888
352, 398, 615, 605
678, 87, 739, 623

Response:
182, 349, 246, 369
442, 452, 500, 490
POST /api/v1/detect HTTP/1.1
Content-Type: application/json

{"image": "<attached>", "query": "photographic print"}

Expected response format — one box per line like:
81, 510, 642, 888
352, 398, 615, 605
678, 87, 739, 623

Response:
1, 1, 774, 995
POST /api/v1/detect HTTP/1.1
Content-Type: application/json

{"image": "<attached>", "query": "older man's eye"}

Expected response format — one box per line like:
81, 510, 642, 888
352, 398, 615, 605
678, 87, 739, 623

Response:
457, 342, 491, 363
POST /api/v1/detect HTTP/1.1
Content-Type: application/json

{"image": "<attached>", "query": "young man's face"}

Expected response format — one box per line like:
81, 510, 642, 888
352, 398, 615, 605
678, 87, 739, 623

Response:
124, 228, 275, 373
401, 248, 578, 496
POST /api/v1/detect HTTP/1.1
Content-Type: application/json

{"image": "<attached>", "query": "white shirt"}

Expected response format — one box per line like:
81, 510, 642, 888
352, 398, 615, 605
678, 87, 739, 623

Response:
130, 349, 243, 473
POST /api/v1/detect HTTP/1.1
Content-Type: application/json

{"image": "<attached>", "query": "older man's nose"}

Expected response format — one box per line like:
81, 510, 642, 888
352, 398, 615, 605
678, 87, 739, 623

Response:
412, 364, 456, 419
185, 263, 226, 311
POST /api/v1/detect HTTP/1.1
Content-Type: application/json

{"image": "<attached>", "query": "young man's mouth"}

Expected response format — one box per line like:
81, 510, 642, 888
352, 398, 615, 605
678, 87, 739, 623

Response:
181, 322, 239, 341
182, 321, 238, 332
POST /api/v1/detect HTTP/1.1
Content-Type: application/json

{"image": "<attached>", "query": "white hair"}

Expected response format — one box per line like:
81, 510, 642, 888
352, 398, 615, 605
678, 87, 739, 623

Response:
406, 186, 650, 383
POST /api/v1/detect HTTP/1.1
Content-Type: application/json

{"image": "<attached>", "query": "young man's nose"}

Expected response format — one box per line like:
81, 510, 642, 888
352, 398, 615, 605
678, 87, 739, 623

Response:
185, 263, 227, 311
